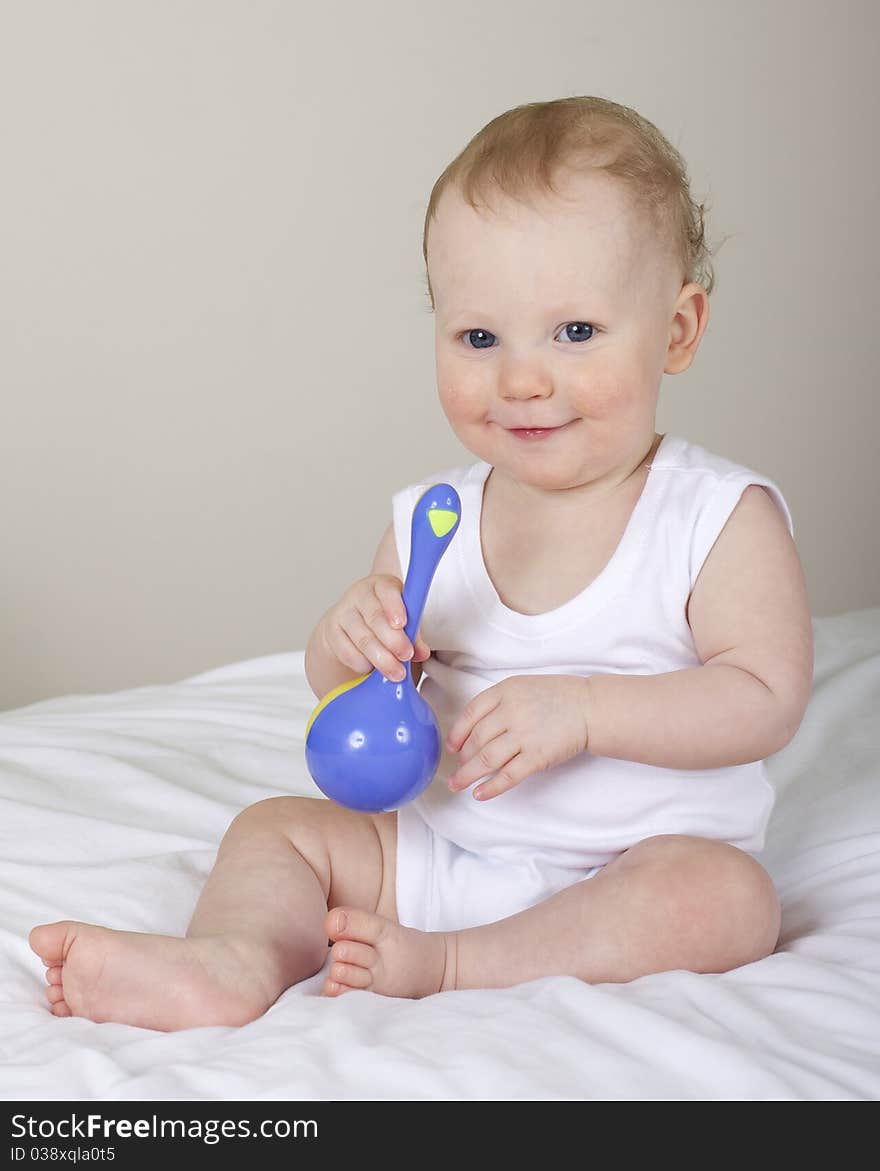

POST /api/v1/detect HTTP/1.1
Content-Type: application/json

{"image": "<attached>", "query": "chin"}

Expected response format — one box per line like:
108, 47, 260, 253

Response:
505, 451, 586, 489
519, 466, 585, 491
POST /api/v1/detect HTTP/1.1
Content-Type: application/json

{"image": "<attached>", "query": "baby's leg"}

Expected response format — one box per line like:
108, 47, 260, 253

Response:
29, 796, 397, 1030
322, 834, 781, 997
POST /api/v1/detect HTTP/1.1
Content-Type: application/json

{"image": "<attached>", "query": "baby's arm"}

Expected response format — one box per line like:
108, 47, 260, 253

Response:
583, 485, 814, 768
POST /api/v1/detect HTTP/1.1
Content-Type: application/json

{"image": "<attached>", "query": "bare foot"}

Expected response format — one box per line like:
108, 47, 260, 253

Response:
29, 920, 282, 1031
322, 906, 457, 998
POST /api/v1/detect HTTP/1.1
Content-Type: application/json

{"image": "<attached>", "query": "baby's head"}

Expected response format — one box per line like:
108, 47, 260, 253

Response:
422, 96, 717, 493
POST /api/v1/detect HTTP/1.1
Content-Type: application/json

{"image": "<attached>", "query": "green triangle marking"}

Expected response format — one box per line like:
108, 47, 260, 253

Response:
428, 508, 458, 538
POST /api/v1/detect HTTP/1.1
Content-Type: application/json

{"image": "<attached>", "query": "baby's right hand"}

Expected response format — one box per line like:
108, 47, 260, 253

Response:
322, 574, 431, 683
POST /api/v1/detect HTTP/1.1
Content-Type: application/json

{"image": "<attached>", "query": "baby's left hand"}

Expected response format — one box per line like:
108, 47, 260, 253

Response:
445, 675, 591, 801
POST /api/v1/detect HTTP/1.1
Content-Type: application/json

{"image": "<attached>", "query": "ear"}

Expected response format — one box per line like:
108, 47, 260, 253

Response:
664, 283, 710, 374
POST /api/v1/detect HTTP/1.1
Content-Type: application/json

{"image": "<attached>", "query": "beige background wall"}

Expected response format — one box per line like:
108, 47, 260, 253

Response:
2, 0, 878, 711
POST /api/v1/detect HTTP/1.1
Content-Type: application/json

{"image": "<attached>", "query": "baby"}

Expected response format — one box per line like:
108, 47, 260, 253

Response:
30, 95, 814, 1030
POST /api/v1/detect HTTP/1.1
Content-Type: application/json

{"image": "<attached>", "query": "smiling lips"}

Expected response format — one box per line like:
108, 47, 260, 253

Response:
505, 420, 574, 440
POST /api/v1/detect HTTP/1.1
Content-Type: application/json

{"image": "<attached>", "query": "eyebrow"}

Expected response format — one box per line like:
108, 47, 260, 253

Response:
439, 303, 609, 320
438, 305, 611, 327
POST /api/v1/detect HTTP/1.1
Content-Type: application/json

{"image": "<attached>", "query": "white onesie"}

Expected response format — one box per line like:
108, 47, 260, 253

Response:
390, 433, 793, 933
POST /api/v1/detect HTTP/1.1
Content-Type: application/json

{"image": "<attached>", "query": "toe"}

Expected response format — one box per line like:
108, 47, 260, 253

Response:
46, 984, 66, 1006
329, 940, 376, 970
45, 966, 63, 986
29, 921, 72, 967
328, 961, 372, 990
50, 1001, 72, 1017
322, 978, 349, 997
325, 906, 389, 947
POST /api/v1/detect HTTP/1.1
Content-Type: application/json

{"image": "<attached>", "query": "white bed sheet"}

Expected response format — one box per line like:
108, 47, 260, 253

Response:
1, 610, 879, 1101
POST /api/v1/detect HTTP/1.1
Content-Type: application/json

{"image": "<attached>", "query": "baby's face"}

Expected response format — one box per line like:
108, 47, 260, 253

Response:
427, 169, 706, 494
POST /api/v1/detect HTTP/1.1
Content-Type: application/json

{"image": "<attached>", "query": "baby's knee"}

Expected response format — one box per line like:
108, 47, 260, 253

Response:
223, 794, 325, 843
726, 847, 781, 960
695, 840, 780, 956
630, 835, 781, 965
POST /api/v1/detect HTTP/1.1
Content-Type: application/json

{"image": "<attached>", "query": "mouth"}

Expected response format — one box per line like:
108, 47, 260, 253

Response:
504, 420, 577, 441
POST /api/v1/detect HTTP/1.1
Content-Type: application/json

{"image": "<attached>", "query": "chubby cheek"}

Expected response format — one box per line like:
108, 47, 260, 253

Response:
437, 374, 485, 428
570, 365, 649, 422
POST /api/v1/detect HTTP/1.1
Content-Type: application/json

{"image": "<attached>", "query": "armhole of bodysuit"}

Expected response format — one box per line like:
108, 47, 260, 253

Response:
689, 476, 793, 592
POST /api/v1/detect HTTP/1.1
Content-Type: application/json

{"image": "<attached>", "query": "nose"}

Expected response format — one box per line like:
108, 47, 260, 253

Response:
497, 354, 553, 400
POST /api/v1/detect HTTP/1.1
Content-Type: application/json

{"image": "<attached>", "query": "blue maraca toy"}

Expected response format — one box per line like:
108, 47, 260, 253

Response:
305, 483, 461, 813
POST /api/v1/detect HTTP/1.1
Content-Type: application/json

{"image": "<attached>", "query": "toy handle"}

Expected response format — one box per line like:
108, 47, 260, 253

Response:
401, 483, 461, 644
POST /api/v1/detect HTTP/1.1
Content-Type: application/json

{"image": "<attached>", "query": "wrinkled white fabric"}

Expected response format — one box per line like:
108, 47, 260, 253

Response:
0, 611, 878, 1098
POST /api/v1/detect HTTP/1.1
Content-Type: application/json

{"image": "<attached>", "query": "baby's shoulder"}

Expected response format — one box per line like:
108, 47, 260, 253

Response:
652, 434, 750, 481
654, 434, 793, 532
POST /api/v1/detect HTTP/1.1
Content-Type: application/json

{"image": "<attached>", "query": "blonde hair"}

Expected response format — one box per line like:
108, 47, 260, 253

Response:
422, 95, 722, 309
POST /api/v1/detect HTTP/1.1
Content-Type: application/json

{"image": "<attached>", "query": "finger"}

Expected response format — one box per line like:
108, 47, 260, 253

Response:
344, 614, 407, 682
373, 578, 415, 660
373, 576, 407, 630
446, 687, 502, 752
366, 583, 415, 663
456, 711, 508, 766
324, 621, 374, 677
473, 753, 528, 801
447, 730, 520, 791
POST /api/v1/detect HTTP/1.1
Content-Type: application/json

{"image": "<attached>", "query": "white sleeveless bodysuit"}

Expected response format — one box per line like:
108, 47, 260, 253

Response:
390, 433, 793, 932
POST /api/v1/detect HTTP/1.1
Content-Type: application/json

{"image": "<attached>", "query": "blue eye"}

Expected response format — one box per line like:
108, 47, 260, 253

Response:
560, 322, 594, 343
463, 328, 496, 349
459, 323, 595, 348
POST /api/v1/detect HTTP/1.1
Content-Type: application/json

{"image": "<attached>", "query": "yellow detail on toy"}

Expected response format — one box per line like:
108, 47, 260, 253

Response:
305, 671, 371, 738
428, 508, 458, 538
